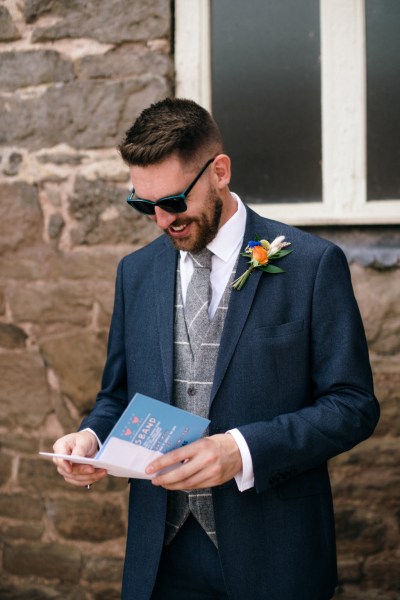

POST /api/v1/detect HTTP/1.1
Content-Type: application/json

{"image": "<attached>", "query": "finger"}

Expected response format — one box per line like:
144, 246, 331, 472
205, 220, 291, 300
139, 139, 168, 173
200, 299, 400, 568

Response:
154, 466, 215, 490
152, 452, 210, 488
56, 461, 97, 476
146, 441, 201, 475
53, 456, 73, 473
62, 469, 108, 487
57, 463, 104, 480
146, 449, 190, 474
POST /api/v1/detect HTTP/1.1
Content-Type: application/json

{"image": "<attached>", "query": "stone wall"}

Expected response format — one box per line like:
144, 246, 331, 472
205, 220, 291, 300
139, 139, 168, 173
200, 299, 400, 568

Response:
308, 227, 400, 600
0, 1, 172, 598
0, 2, 399, 599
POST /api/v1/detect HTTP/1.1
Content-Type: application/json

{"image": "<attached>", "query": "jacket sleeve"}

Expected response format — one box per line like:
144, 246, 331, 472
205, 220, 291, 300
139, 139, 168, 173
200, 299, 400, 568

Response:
237, 244, 380, 494
79, 258, 129, 442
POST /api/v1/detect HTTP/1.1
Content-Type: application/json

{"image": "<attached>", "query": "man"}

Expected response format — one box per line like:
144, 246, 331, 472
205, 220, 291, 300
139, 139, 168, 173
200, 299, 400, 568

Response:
53, 98, 379, 600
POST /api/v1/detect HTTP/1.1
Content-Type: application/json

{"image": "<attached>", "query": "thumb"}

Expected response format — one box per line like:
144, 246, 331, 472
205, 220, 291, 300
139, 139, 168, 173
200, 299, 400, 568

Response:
70, 433, 96, 458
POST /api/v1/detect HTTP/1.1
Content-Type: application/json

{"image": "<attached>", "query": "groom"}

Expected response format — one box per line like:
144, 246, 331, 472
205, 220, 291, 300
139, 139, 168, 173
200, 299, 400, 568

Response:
53, 98, 379, 600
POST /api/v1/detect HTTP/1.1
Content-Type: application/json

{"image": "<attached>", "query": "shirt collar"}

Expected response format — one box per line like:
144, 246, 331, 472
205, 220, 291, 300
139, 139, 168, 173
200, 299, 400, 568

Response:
180, 193, 246, 264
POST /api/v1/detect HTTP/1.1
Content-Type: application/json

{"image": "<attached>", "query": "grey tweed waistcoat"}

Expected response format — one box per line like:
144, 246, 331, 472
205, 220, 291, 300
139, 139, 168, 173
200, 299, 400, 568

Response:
164, 260, 236, 548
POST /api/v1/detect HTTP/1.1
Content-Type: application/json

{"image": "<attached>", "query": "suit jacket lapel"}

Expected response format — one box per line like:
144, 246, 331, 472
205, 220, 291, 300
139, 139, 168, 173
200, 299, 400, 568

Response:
211, 207, 271, 403
153, 237, 178, 405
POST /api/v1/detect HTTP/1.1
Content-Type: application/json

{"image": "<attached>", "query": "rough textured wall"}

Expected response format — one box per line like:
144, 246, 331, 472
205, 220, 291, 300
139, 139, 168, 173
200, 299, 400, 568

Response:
310, 227, 400, 600
0, 2, 399, 600
0, 1, 171, 598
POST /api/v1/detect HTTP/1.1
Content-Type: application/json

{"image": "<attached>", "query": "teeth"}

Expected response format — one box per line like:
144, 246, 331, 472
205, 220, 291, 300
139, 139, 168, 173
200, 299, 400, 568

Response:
171, 224, 186, 232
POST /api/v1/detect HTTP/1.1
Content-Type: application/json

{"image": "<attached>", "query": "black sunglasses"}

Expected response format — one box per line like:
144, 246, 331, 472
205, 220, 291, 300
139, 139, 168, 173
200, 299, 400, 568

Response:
126, 157, 215, 215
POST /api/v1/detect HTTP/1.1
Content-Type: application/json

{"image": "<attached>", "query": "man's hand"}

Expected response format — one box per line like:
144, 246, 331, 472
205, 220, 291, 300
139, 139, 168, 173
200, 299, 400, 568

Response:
145, 433, 242, 490
52, 431, 107, 488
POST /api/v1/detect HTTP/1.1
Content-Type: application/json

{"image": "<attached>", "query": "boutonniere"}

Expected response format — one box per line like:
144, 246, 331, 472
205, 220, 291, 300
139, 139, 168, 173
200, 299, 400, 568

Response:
232, 235, 292, 290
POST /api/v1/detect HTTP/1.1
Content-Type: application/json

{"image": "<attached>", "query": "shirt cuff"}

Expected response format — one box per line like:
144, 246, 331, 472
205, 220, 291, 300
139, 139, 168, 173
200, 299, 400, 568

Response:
81, 428, 102, 450
226, 428, 255, 491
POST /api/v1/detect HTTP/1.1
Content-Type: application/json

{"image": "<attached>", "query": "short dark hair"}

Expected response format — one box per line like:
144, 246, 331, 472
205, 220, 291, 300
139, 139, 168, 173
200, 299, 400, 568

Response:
118, 97, 223, 166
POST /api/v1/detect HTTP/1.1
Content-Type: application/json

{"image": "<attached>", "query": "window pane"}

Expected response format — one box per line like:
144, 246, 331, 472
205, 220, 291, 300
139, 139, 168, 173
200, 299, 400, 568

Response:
211, 0, 321, 204
366, 0, 400, 200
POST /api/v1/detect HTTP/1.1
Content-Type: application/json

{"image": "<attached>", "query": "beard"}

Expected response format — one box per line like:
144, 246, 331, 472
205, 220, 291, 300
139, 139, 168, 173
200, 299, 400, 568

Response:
165, 187, 223, 253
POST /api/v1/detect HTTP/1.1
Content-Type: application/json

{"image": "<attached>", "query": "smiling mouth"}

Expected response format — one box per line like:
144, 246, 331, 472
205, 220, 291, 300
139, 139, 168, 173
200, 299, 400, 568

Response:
170, 224, 187, 232
167, 220, 194, 236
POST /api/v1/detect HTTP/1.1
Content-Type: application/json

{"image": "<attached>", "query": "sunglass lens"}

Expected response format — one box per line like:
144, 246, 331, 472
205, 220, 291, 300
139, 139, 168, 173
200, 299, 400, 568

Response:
158, 198, 187, 213
127, 200, 156, 215
127, 197, 187, 215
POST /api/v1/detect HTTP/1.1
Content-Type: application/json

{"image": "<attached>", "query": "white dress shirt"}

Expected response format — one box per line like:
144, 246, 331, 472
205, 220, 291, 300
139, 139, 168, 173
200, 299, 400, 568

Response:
87, 193, 255, 492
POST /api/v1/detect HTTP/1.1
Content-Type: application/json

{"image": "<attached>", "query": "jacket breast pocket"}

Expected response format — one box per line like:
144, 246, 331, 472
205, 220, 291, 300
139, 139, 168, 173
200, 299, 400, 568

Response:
253, 319, 304, 339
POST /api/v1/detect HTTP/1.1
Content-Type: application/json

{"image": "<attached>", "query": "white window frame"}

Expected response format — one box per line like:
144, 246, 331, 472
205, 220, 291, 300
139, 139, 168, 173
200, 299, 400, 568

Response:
175, 0, 400, 225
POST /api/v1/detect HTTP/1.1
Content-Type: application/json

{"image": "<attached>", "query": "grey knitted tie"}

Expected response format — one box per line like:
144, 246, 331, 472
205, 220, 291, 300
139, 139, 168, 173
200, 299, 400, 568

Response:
185, 248, 213, 348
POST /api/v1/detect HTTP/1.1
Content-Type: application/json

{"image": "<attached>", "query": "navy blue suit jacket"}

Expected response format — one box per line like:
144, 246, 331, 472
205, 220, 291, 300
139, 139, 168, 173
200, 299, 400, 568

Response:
81, 206, 379, 600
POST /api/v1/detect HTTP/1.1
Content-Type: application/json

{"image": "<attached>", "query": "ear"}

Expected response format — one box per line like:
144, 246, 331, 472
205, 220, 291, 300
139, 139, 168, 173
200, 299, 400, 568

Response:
212, 154, 231, 189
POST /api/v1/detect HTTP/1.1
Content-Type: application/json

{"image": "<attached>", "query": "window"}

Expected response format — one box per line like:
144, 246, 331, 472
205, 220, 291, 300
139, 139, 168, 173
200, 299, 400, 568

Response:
366, 0, 400, 201
175, 0, 400, 225
211, 0, 321, 205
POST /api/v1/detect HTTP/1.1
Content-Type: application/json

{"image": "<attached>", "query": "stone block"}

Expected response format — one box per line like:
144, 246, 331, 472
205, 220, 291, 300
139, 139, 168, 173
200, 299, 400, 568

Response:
94, 282, 118, 322
23, 0, 56, 23
18, 458, 127, 495
0, 245, 59, 281
48, 213, 65, 239
335, 506, 387, 554
372, 355, 400, 402
0, 287, 5, 314
37, 151, 87, 165
76, 45, 172, 80
0, 494, 44, 520
82, 555, 124, 582
337, 556, 363, 584
52, 247, 127, 282
333, 437, 400, 468
10, 281, 94, 326
47, 389, 80, 432
364, 553, 400, 590
94, 473, 130, 494
69, 175, 158, 246
121, 75, 170, 133
0, 323, 27, 349
46, 497, 126, 541
0, 584, 58, 600
0, 432, 39, 453
27, 0, 169, 43
39, 330, 107, 413
0, 351, 51, 428
93, 587, 121, 600
3, 541, 82, 582
0, 452, 12, 486
0, 522, 44, 541
0, 50, 74, 92
18, 457, 76, 493
2, 151, 23, 176
0, 244, 125, 283
0, 183, 43, 254
334, 586, 398, 600
0, 583, 87, 600
351, 264, 400, 355
0, 6, 21, 40
0, 76, 169, 150
370, 355, 400, 435
331, 465, 400, 502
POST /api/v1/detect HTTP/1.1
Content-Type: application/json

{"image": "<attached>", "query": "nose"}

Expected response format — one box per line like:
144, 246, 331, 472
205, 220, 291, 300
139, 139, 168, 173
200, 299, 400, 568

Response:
153, 206, 177, 229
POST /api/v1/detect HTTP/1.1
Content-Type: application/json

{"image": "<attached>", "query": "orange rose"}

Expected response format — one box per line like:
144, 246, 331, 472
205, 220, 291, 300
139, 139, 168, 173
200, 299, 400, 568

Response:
252, 245, 268, 265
